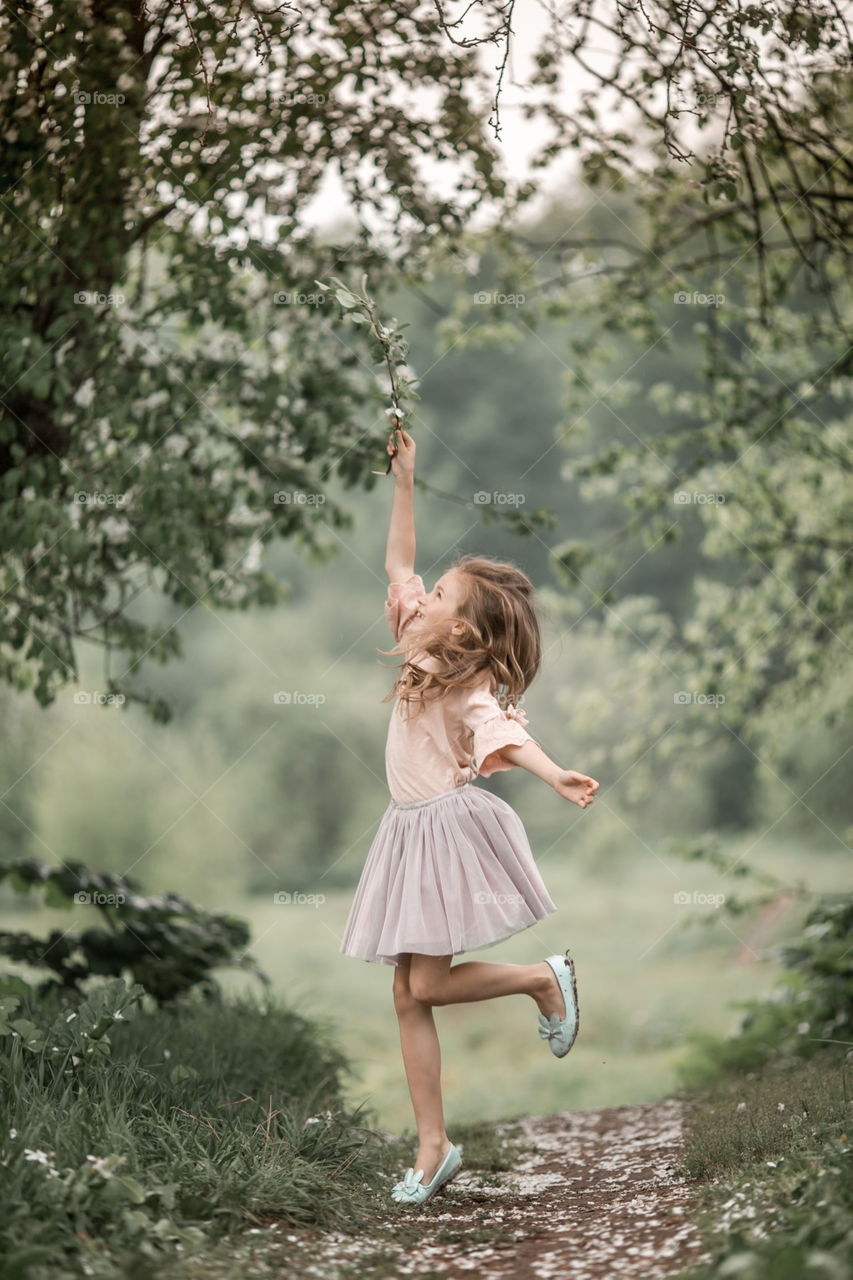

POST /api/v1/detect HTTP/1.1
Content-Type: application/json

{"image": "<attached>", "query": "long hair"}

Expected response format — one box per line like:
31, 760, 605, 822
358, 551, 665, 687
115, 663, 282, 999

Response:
377, 554, 542, 719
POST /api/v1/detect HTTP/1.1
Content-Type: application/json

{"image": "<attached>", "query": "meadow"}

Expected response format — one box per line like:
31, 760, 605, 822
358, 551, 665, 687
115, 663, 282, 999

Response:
5, 826, 843, 1140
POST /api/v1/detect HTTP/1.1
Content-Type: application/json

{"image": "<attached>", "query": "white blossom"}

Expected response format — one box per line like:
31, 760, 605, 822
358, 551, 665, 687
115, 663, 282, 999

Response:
73, 376, 96, 407
24, 1148, 52, 1165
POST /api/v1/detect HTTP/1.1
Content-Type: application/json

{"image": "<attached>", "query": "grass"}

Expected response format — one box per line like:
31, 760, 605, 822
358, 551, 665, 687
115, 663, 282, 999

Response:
1, 824, 848, 1277
0, 984, 395, 1279
0, 972, 532, 1280
208, 827, 850, 1135
2, 829, 847, 1144
670, 1049, 853, 1280
131, 1117, 528, 1280
679, 1050, 851, 1180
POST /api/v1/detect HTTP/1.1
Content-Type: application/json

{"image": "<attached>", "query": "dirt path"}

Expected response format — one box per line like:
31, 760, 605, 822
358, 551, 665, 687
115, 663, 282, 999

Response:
259, 1099, 713, 1279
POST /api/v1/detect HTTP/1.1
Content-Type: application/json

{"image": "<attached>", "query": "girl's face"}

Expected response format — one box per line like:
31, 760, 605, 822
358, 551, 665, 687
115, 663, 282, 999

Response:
409, 568, 466, 637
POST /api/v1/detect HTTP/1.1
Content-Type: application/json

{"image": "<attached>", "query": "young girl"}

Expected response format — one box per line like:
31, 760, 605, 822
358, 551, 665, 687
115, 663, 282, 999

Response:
339, 426, 599, 1207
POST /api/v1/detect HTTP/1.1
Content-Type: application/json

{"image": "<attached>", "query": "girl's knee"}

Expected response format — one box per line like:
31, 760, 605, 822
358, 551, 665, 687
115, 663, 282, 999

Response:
407, 956, 450, 1005
393, 956, 418, 1011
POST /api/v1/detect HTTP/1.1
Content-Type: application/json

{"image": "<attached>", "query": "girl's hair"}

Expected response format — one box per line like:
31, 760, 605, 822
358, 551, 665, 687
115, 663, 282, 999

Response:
377, 554, 542, 718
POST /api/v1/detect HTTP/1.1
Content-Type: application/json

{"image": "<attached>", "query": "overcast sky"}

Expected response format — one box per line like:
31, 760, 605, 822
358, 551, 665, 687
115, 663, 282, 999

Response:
301, 0, 596, 235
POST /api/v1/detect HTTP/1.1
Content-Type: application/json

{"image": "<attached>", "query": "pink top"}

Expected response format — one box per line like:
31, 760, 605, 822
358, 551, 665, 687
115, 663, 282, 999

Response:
383, 573, 539, 803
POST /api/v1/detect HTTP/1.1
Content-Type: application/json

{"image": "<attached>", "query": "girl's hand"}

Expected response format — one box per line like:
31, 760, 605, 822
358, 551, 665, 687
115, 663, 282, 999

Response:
553, 770, 599, 809
387, 424, 416, 480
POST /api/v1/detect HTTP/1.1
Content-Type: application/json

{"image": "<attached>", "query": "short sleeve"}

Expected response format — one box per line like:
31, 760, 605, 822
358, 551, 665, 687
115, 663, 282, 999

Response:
463, 679, 537, 777
385, 573, 425, 644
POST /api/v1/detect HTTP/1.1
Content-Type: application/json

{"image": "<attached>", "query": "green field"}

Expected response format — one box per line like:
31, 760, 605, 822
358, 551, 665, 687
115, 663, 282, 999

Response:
6, 828, 840, 1139
298, 846, 848, 1133
247, 830, 851, 1132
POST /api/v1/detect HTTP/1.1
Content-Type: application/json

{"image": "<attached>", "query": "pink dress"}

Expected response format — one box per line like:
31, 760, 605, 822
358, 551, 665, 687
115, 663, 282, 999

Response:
338, 573, 557, 965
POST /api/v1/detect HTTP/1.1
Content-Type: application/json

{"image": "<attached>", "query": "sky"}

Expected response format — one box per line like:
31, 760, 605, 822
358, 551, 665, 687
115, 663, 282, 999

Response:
300, 0, 593, 235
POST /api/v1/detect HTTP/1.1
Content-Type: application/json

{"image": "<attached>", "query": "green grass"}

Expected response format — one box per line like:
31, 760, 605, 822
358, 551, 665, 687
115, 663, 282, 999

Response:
2, 829, 847, 1142
1, 826, 848, 1277
672, 1049, 853, 1280
114, 1118, 527, 1280
0, 985, 393, 1279
680, 1050, 851, 1180
207, 828, 850, 1135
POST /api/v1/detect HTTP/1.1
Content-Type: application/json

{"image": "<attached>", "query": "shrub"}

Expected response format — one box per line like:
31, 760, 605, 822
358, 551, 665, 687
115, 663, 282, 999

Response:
0, 858, 269, 1004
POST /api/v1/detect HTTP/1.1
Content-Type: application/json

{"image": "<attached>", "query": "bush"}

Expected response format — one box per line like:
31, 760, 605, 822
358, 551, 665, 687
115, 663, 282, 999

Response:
0, 978, 388, 1279
0, 858, 269, 1004
678, 893, 853, 1090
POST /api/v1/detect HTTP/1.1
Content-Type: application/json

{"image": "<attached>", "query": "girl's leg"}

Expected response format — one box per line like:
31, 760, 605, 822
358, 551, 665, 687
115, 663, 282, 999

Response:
407, 953, 564, 1015
392, 952, 565, 1185
393, 953, 452, 1185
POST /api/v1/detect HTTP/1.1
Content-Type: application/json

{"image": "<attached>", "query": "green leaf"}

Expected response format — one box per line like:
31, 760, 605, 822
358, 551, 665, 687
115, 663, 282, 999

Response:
169, 1062, 200, 1084
44, 878, 73, 909
10, 1018, 45, 1051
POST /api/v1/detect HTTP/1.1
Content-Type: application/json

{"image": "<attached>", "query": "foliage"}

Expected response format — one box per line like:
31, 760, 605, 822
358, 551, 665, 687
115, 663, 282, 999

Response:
0, 857, 268, 1004
431, 4, 853, 806
3, 0, 850, 750
778, 896, 853, 1039
316, 274, 421, 474
0, 0, 519, 719
0, 974, 145, 1067
0, 982, 386, 1278
678, 893, 853, 1090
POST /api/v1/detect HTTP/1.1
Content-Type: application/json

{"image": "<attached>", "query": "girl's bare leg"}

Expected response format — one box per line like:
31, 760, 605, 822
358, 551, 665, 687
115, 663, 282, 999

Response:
392, 952, 566, 1183
408, 954, 565, 1015
393, 954, 451, 1186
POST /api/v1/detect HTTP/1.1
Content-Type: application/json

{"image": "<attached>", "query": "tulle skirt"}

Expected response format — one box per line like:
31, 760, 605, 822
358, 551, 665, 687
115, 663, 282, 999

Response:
339, 782, 557, 966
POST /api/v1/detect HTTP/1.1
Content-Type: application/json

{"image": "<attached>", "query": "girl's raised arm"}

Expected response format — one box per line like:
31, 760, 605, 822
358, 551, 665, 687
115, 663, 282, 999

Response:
384, 426, 417, 582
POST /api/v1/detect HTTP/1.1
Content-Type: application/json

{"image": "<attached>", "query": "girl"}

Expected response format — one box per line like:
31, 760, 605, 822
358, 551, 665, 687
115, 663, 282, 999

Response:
339, 426, 599, 1207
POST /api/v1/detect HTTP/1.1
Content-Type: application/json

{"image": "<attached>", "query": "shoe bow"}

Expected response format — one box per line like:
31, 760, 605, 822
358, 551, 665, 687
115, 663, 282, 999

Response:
391, 1166, 426, 1202
538, 1012, 564, 1041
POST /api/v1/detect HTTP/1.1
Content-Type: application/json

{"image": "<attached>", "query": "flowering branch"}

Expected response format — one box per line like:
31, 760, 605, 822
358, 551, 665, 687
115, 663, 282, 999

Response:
316, 275, 421, 474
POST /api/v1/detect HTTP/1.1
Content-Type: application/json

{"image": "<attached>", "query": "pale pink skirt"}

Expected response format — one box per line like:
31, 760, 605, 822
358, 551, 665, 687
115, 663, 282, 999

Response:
339, 782, 557, 966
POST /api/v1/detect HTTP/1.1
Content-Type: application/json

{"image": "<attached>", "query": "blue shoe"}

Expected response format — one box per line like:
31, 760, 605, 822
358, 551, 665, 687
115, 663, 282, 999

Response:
390, 1142, 462, 1205
537, 950, 579, 1058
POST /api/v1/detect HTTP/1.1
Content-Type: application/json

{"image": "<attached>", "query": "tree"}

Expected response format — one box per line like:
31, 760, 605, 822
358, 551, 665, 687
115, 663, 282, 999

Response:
429, 0, 853, 800
3, 0, 850, 755
0, 0, 520, 717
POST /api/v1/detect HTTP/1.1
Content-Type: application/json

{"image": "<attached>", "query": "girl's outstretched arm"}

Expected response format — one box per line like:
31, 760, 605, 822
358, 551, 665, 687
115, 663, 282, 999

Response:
384, 426, 417, 582
500, 740, 599, 809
